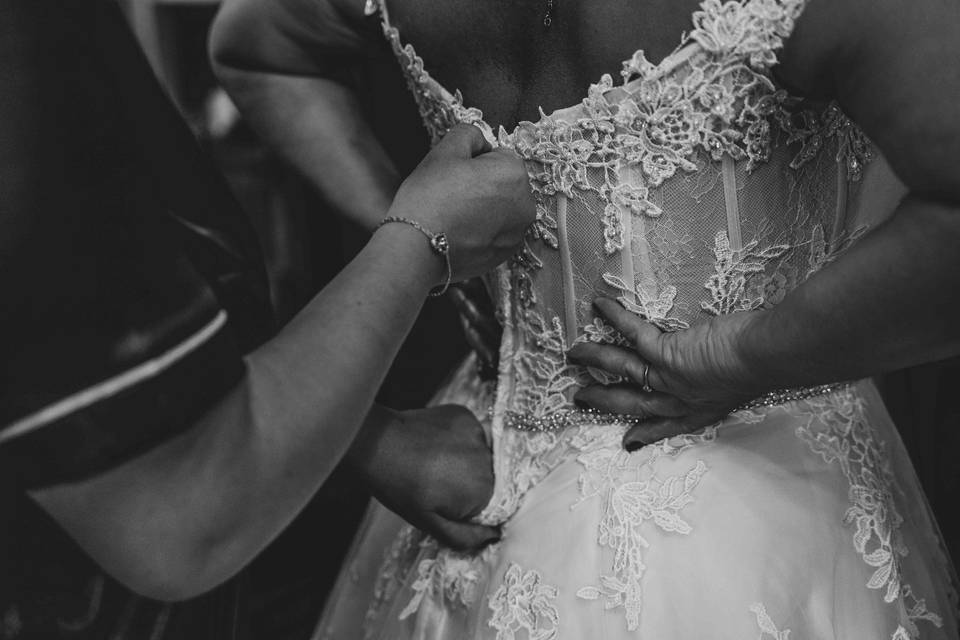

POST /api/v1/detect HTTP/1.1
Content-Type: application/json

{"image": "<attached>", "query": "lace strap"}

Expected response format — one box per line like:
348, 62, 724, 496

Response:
689, 0, 811, 71
363, 0, 391, 28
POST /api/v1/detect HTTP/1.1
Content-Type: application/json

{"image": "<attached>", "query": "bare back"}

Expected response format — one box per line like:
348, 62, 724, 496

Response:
382, 0, 703, 128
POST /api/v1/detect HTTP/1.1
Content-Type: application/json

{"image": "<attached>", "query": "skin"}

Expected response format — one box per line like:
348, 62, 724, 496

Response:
212, 0, 960, 474
31, 125, 536, 601
567, 0, 960, 447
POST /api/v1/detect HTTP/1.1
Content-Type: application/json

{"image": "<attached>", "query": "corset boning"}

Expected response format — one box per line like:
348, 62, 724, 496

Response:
488, 117, 896, 427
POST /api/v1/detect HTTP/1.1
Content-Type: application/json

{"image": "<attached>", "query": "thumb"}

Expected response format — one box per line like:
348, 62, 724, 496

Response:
428, 516, 501, 552
434, 123, 492, 159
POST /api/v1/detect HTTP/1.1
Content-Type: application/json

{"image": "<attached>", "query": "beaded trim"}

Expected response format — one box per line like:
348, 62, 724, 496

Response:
504, 382, 852, 433
504, 408, 645, 433
737, 382, 851, 411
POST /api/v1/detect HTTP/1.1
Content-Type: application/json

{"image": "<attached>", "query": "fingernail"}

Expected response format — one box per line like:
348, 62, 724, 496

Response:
624, 438, 643, 452
574, 398, 590, 410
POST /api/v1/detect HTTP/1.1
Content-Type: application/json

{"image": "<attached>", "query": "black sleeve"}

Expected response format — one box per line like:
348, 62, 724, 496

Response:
0, 1, 273, 490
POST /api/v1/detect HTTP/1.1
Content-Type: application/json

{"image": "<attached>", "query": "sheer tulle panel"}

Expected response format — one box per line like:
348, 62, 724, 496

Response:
525, 232, 568, 333
563, 166, 638, 332
845, 151, 905, 233
638, 160, 729, 326
732, 146, 839, 310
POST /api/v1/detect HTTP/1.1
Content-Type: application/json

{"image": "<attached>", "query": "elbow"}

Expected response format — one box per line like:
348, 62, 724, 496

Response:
110, 537, 242, 603
124, 570, 212, 604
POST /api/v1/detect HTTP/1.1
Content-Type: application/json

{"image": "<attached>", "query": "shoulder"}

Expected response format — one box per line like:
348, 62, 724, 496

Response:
778, 0, 960, 195
211, 0, 380, 71
778, 0, 959, 97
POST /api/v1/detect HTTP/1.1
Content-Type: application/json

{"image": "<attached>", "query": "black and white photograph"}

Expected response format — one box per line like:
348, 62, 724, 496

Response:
1, 0, 959, 638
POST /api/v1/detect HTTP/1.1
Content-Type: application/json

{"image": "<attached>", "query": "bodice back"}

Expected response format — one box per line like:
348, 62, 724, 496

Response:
369, 0, 904, 427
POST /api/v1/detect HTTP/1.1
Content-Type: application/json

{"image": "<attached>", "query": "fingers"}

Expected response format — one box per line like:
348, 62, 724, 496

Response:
428, 517, 501, 552
574, 384, 685, 417
592, 297, 664, 362
435, 123, 492, 158
459, 321, 499, 369
450, 278, 498, 319
566, 343, 651, 386
622, 414, 719, 452
449, 286, 501, 340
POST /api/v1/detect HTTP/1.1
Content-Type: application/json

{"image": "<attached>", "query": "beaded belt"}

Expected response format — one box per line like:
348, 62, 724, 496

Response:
503, 382, 851, 433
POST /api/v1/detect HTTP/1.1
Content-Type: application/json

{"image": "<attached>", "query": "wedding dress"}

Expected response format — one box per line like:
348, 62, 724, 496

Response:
315, 0, 960, 637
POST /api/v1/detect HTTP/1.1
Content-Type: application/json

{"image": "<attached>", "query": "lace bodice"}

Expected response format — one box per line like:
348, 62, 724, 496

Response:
370, 0, 901, 416
367, 0, 906, 518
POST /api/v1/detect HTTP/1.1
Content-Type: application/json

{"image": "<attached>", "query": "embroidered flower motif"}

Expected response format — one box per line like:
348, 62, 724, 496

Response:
399, 543, 495, 620
745, 263, 798, 309
621, 49, 659, 83
488, 564, 560, 640
750, 603, 791, 639
603, 273, 689, 331
581, 317, 628, 345
892, 625, 912, 640
782, 103, 874, 181
574, 429, 716, 630
364, 527, 499, 635
792, 390, 944, 636
699, 82, 738, 120
691, 0, 808, 69
702, 231, 791, 315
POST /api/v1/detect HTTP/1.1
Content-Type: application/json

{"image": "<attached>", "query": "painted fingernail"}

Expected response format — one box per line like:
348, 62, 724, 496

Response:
624, 438, 643, 452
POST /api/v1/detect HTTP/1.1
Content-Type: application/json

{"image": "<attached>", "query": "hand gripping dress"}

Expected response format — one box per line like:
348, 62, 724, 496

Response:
315, 1, 960, 637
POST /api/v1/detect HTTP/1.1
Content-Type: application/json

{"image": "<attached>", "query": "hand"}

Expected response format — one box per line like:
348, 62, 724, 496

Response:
449, 279, 502, 381
567, 298, 766, 451
349, 405, 499, 551
386, 124, 537, 281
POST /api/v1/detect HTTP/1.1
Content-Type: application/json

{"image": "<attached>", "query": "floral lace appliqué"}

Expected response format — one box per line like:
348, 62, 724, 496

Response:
602, 273, 690, 331
399, 542, 496, 620
702, 231, 791, 315
573, 426, 716, 630
488, 564, 560, 640
750, 603, 791, 639
791, 390, 944, 637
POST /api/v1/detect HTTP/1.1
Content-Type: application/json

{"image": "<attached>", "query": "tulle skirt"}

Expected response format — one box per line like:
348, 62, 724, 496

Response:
314, 358, 959, 639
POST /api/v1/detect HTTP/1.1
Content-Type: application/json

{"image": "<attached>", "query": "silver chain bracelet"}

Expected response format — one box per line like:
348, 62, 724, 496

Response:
375, 216, 453, 296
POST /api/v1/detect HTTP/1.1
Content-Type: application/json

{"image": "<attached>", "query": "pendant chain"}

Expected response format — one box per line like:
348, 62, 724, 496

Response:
544, 0, 554, 27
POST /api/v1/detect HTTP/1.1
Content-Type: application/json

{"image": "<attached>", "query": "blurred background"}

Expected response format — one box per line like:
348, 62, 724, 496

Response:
116, 1, 960, 635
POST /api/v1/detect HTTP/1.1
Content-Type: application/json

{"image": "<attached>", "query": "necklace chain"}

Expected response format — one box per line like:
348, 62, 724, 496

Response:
544, 0, 554, 27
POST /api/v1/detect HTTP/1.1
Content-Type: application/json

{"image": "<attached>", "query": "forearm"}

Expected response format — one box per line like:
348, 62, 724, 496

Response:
33, 224, 439, 599
743, 195, 960, 390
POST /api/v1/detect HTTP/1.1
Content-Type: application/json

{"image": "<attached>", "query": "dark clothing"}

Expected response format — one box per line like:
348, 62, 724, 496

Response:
0, 1, 272, 636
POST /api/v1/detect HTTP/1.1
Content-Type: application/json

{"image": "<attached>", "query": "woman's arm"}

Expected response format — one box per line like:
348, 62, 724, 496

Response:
210, 0, 399, 230
30, 127, 534, 601
569, 0, 960, 447
744, 0, 960, 380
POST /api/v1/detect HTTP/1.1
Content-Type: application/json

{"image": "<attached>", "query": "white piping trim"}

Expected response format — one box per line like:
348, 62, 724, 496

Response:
0, 311, 229, 444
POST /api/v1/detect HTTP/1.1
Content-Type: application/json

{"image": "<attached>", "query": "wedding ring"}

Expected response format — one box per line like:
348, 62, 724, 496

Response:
641, 363, 653, 393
